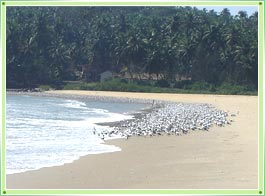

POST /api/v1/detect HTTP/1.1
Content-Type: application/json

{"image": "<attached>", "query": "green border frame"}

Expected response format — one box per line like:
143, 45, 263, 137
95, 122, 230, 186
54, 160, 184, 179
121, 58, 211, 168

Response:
1, 1, 264, 195
0, 1, 262, 6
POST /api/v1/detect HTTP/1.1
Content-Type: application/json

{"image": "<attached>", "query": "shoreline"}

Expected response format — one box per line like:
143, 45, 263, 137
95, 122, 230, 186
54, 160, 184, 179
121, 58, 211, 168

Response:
6, 91, 164, 105
6, 90, 258, 189
96, 104, 162, 127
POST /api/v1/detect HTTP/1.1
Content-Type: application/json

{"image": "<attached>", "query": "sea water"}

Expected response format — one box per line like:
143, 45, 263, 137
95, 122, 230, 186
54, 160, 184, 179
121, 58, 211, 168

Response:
6, 95, 147, 174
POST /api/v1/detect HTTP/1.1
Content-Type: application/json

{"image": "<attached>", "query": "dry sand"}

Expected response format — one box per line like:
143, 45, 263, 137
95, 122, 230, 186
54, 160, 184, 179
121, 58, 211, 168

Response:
6, 90, 258, 189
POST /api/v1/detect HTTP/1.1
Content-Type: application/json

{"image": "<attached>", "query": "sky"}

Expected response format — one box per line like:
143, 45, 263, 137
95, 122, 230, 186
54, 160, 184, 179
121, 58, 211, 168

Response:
195, 6, 258, 16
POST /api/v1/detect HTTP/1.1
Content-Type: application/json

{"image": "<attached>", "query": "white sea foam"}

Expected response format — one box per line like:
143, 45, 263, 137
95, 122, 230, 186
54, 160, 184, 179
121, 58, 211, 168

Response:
6, 95, 146, 174
59, 99, 88, 109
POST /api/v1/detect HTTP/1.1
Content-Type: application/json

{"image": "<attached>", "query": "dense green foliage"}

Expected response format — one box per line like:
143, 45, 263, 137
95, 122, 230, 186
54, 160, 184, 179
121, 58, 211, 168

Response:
62, 79, 257, 95
7, 6, 258, 93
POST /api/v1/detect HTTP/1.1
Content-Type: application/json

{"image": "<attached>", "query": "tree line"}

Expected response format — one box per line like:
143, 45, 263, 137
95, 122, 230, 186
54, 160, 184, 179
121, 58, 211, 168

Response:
6, 6, 258, 90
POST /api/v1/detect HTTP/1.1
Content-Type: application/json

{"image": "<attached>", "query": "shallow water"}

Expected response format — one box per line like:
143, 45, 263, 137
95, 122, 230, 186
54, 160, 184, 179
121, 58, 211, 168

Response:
6, 95, 147, 174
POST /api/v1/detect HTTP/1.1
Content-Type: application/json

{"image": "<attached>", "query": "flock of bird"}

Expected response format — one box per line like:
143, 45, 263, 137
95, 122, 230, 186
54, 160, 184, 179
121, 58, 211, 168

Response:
94, 102, 234, 140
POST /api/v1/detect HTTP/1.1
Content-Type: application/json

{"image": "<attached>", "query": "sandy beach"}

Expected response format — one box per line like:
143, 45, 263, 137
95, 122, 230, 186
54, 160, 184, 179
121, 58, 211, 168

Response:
6, 90, 258, 189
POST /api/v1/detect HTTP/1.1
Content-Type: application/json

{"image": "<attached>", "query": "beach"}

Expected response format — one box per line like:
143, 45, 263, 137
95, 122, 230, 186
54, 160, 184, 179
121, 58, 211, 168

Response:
6, 90, 258, 189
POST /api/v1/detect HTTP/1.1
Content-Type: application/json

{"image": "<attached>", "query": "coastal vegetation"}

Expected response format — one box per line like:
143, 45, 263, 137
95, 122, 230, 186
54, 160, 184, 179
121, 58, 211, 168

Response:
62, 79, 256, 95
6, 7, 258, 94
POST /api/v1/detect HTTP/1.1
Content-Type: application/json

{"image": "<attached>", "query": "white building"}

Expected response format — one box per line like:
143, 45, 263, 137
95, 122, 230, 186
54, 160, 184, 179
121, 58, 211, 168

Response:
100, 71, 113, 82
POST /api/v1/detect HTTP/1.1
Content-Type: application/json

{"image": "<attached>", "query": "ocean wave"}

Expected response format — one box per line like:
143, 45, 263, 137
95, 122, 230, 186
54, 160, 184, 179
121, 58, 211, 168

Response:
58, 99, 87, 109
6, 143, 121, 175
6, 95, 146, 174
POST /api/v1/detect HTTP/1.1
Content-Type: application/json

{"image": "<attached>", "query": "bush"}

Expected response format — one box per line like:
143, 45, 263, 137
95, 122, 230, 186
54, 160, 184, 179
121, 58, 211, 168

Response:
63, 83, 82, 90
217, 83, 248, 95
136, 79, 153, 86
119, 78, 129, 84
185, 81, 215, 91
155, 79, 170, 88
38, 85, 52, 91
61, 79, 257, 95
66, 79, 167, 93
174, 80, 193, 89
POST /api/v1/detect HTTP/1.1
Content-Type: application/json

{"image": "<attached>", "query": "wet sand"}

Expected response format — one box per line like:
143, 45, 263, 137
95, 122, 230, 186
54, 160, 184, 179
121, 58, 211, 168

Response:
6, 90, 258, 189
